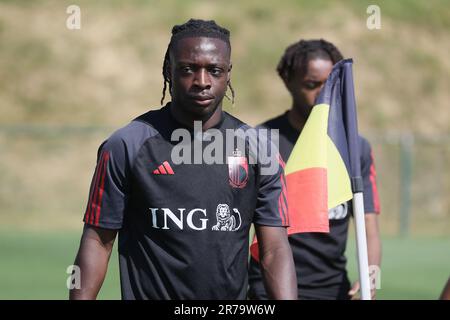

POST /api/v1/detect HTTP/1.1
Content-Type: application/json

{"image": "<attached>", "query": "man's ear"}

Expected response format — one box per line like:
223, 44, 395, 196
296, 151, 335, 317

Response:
227, 63, 232, 82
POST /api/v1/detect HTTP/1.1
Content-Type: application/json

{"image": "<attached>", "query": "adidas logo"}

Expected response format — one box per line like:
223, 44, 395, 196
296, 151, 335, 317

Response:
153, 161, 174, 175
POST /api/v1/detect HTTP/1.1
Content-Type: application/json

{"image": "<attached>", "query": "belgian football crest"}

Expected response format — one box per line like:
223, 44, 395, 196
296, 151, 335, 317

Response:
228, 149, 248, 188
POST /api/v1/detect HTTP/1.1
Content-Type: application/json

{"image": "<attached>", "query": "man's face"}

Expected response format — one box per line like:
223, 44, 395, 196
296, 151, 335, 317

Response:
169, 37, 231, 119
286, 58, 333, 119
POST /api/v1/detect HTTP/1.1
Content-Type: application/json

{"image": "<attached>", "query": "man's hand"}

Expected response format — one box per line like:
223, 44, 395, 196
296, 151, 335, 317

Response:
349, 213, 381, 300
348, 281, 376, 300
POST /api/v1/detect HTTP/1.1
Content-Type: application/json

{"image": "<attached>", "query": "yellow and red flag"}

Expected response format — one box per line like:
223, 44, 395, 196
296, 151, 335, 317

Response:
251, 59, 361, 260
284, 103, 352, 234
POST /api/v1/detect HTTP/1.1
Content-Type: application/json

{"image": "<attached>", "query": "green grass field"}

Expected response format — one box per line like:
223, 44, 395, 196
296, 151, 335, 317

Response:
0, 229, 448, 300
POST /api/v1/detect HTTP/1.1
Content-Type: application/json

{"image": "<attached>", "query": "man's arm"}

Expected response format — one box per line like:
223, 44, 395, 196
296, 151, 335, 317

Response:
255, 225, 297, 300
349, 213, 382, 299
365, 214, 382, 269
69, 225, 117, 300
439, 277, 450, 300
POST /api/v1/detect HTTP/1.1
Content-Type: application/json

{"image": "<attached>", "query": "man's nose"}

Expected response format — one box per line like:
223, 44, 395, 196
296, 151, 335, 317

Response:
194, 69, 211, 89
313, 84, 325, 101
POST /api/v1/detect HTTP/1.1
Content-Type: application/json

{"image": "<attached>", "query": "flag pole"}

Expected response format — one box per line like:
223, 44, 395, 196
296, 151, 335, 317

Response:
352, 187, 371, 300
316, 58, 372, 300
342, 59, 371, 300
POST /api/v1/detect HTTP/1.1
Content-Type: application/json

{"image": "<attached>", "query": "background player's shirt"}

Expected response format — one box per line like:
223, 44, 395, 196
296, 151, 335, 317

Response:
248, 111, 380, 300
83, 104, 288, 300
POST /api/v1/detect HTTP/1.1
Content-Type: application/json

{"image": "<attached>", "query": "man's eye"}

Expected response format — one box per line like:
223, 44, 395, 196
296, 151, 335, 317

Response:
181, 66, 193, 73
304, 81, 320, 89
210, 68, 223, 76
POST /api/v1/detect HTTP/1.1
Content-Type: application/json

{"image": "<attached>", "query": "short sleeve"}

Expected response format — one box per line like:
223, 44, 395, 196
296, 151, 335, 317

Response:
253, 146, 289, 227
360, 137, 381, 214
83, 135, 129, 229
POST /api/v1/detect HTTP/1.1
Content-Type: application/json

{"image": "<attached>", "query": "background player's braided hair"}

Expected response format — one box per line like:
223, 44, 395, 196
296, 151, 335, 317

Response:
277, 39, 343, 83
161, 19, 235, 106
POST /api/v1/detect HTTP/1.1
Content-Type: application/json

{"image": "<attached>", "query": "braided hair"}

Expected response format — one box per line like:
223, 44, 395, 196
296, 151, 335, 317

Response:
160, 19, 235, 106
277, 39, 343, 83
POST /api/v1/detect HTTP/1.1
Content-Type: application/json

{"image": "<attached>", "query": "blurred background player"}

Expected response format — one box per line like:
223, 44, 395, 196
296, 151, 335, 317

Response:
248, 39, 381, 300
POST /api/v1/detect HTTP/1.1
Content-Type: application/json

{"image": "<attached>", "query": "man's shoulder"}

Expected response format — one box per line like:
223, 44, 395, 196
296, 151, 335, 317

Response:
102, 108, 163, 152
358, 135, 372, 154
358, 135, 370, 147
358, 135, 375, 166
258, 112, 288, 130
222, 111, 253, 130
132, 106, 169, 130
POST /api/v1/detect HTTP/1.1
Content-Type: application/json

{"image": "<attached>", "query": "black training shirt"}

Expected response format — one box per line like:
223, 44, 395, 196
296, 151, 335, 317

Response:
83, 104, 288, 299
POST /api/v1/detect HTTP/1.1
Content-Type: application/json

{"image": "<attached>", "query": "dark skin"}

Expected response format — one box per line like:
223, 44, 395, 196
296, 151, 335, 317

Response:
284, 57, 381, 299
285, 58, 334, 132
169, 37, 230, 130
256, 226, 297, 299
69, 225, 116, 300
440, 277, 450, 300
70, 36, 297, 300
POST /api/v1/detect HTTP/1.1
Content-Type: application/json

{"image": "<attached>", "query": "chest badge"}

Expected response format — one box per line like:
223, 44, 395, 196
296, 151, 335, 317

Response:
227, 149, 248, 188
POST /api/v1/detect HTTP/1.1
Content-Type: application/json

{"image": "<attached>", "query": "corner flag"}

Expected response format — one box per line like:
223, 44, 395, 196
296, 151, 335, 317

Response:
251, 58, 363, 260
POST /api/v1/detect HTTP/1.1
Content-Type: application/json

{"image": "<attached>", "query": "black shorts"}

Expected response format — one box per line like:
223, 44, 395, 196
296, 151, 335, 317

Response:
248, 277, 351, 300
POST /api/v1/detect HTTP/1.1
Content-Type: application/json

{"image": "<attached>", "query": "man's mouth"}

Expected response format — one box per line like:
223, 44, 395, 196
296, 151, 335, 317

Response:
189, 94, 215, 106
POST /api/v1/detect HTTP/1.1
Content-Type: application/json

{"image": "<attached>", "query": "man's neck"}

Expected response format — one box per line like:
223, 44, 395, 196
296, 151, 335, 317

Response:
287, 106, 308, 133
170, 103, 223, 130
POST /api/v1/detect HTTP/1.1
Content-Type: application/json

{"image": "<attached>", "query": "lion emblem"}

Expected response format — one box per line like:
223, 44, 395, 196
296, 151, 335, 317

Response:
212, 204, 242, 231
328, 203, 349, 220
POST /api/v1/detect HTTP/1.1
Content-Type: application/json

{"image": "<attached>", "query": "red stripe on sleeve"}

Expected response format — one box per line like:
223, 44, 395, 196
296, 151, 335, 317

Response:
94, 152, 110, 226
86, 152, 106, 224
280, 174, 289, 225
370, 151, 381, 214
278, 196, 285, 225
85, 164, 100, 223
89, 151, 107, 225
280, 194, 289, 226
277, 153, 286, 169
